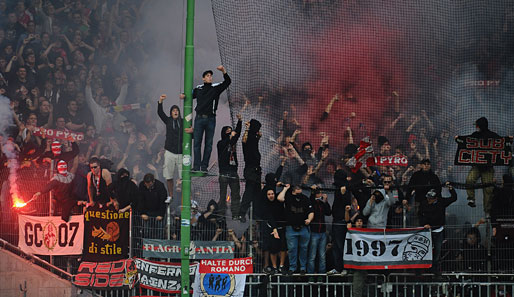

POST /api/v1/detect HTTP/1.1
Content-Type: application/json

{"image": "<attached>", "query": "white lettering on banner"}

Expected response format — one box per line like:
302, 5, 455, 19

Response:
344, 228, 432, 270
18, 215, 84, 255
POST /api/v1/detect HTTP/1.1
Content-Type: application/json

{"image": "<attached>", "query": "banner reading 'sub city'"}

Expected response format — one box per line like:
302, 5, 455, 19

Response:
73, 258, 138, 290
193, 258, 252, 297
143, 238, 235, 259
18, 214, 83, 255
344, 228, 432, 270
83, 205, 130, 262
454, 136, 512, 166
135, 258, 197, 294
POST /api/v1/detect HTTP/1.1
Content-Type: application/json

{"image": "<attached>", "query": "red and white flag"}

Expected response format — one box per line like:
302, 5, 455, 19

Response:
346, 137, 375, 173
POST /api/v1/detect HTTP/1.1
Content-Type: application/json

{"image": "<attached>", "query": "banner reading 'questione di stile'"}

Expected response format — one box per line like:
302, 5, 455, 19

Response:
344, 228, 433, 270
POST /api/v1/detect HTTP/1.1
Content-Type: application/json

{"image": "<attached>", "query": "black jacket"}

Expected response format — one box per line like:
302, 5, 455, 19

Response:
406, 169, 442, 203
158, 103, 182, 154
309, 194, 332, 233
138, 179, 167, 217
192, 73, 231, 115
419, 188, 457, 229
331, 170, 352, 221
217, 120, 242, 174
243, 119, 261, 169
284, 189, 313, 228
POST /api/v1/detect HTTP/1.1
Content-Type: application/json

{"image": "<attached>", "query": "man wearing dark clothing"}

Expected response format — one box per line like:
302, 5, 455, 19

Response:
191, 66, 231, 172
217, 114, 242, 219
32, 160, 78, 222
419, 183, 457, 276
277, 184, 314, 274
406, 158, 441, 227
328, 169, 352, 275
138, 173, 167, 239
307, 187, 331, 274
238, 119, 262, 222
113, 168, 141, 213
158, 94, 192, 197
460, 117, 501, 213
262, 186, 287, 274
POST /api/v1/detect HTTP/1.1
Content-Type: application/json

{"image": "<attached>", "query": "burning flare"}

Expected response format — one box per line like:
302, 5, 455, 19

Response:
12, 194, 27, 208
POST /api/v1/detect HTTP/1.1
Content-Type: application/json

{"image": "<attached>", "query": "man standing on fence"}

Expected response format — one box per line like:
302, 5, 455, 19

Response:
190, 66, 231, 172
217, 114, 242, 220
419, 182, 457, 278
158, 93, 193, 199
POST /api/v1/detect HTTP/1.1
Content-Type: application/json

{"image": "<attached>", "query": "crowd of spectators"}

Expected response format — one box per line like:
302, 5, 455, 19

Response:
0, 0, 513, 281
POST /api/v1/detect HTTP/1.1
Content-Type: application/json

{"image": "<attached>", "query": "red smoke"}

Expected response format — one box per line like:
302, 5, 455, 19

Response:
297, 14, 410, 152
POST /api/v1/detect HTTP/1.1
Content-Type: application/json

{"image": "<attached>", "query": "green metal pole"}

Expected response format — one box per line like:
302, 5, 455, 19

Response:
180, 0, 195, 296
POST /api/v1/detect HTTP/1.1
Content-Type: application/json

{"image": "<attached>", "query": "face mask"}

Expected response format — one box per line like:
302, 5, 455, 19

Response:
51, 141, 62, 155
57, 160, 68, 175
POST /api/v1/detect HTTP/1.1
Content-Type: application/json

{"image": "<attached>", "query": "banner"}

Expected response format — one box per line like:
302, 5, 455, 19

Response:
135, 258, 197, 294
374, 154, 408, 167
18, 214, 83, 255
193, 258, 252, 297
73, 259, 138, 290
346, 137, 375, 173
454, 136, 512, 166
142, 239, 235, 259
32, 127, 84, 141
83, 205, 130, 262
344, 228, 432, 270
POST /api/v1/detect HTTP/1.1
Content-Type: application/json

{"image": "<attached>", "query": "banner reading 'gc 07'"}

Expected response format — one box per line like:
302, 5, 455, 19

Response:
344, 228, 433, 270
18, 214, 83, 255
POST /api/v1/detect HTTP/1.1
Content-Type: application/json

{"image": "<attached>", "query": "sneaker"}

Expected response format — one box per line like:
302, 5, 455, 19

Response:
468, 199, 476, 207
326, 269, 339, 275
340, 270, 348, 276
299, 270, 306, 275
279, 266, 287, 274
264, 266, 273, 274
165, 196, 172, 204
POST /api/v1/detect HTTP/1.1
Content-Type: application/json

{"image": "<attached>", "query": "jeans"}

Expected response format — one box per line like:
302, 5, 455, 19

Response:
218, 173, 241, 217
466, 166, 494, 215
331, 220, 347, 272
239, 167, 261, 218
431, 230, 444, 273
286, 226, 310, 271
307, 231, 327, 273
193, 115, 216, 171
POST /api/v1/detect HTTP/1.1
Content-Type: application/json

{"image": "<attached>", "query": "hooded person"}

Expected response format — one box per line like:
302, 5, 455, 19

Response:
327, 169, 352, 275
158, 94, 193, 198
261, 185, 288, 274
198, 199, 224, 240
461, 117, 501, 212
32, 160, 79, 222
217, 115, 242, 219
112, 168, 141, 213
238, 119, 262, 222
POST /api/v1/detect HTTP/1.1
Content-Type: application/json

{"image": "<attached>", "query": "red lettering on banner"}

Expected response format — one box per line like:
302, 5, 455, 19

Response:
78, 262, 97, 273
501, 151, 512, 164
492, 138, 505, 150
74, 274, 92, 287
109, 273, 124, 287
110, 260, 125, 273
95, 262, 111, 274
93, 274, 109, 287
466, 138, 478, 149
475, 150, 488, 164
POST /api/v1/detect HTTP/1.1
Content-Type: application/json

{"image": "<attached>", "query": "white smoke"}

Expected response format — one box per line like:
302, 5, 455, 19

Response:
0, 95, 20, 205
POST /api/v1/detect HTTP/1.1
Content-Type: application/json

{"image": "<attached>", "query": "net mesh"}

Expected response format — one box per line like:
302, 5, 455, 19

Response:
209, 0, 513, 201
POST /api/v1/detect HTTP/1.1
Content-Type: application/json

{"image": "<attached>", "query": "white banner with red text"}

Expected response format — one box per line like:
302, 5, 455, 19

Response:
193, 258, 252, 297
18, 214, 83, 255
344, 228, 432, 270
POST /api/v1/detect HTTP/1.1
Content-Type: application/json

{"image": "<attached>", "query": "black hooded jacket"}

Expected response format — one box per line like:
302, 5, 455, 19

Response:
158, 103, 182, 154
331, 169, 352, 221
243, 119, 261, 168
217, 119, 242, 174
469, 117, 501, 171
113, 168, 141, 210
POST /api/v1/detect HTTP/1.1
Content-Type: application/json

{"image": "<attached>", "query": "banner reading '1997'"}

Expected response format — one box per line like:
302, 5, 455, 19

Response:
344, 228, 433, 270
